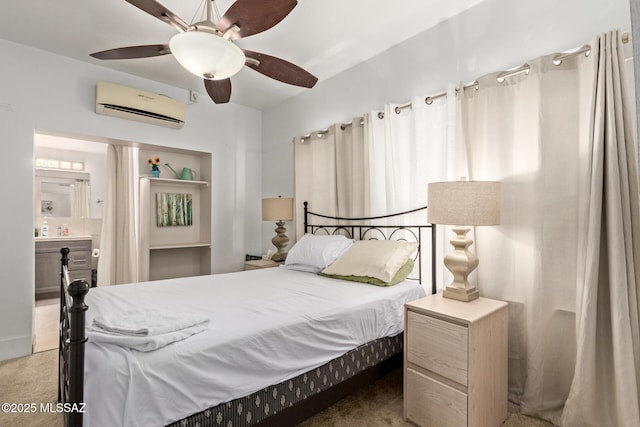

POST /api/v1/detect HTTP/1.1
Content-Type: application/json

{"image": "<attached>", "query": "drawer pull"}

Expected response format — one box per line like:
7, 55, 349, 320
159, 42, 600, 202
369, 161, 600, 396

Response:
72, 258, 87, 263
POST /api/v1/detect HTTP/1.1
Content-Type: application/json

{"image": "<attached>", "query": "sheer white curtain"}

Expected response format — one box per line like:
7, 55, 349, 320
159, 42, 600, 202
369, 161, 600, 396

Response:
97, 144, 140, 286
293, 94, 457, 291
561, 30, 640, 427
366, 90, 460, 291
73, 180, 90, 218
460, 30, 639, 425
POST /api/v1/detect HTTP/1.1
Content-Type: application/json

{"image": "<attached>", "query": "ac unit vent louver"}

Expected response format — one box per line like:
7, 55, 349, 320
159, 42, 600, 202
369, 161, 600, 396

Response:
95, 81, 185, 129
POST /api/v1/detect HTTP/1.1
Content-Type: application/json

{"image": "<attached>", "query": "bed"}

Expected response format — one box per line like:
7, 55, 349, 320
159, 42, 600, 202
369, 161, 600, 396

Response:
58, 203, 436, 427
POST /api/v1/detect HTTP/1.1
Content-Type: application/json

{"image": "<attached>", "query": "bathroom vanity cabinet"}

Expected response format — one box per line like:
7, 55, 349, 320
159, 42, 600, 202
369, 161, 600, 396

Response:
35, 238, 92, 299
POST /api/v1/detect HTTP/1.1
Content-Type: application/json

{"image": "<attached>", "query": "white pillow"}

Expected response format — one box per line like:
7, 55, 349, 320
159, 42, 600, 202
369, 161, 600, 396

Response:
321, 240, 418, 283
284, 234, 354, 273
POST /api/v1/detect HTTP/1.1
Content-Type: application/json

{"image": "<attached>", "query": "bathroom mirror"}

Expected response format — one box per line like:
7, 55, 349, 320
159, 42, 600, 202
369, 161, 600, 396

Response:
35, 169, 91, 218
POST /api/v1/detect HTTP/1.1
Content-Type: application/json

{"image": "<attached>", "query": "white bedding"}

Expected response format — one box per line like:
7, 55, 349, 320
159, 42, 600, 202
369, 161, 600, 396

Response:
83, 267, 426, 427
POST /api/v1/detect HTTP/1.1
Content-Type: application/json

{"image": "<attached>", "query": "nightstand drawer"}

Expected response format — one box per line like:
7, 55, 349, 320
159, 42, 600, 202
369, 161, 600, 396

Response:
406, 311, 468, 386
406, 367, 467, 427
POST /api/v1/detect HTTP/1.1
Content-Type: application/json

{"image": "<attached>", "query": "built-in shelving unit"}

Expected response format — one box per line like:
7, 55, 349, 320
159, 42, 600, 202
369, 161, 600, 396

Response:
150, 242, 211, 250
139, 149, 212, 282
147, 177, 209, 187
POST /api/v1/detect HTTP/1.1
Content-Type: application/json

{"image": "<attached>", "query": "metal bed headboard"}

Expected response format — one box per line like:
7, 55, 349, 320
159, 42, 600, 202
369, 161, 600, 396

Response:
303, 201, 437, 294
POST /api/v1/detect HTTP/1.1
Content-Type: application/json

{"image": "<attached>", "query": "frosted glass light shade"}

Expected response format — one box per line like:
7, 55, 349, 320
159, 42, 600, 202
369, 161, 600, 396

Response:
428, 181, 502, 226
262, 197, 294, 221
169, 31, 245, 80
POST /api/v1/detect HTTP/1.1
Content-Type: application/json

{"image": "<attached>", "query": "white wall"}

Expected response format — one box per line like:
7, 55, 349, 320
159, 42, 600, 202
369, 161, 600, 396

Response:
260, 0, 632, 253
0, 39, 262, 361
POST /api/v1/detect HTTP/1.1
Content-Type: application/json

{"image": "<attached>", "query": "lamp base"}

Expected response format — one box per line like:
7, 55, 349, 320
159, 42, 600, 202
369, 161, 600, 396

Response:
443, 285, 479, 302
271, 252, 287, 262
271, 220, 290, 262
442, 226, 480, 302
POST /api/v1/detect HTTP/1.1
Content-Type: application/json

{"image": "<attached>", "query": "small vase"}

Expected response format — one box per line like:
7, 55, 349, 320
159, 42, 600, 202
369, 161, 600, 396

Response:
151, 169, 160, 178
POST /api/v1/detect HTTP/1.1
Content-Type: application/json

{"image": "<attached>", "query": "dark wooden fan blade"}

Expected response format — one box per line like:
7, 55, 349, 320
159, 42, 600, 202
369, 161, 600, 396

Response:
218, 0, 297, 39
125, 0, 189, 31
243, 50, 317, 88
204, 78, 232, 104
90, 44, 171, 60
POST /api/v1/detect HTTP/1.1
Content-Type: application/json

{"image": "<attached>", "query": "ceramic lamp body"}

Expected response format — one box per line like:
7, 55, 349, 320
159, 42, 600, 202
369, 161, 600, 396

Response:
442, 226, 480, 301
262, 197, 293, 262
271, 221, 290, 262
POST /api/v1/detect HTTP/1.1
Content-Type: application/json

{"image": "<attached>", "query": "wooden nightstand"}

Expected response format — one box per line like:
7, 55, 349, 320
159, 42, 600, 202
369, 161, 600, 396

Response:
244, 259, 280, 270
404, 293, 508, 427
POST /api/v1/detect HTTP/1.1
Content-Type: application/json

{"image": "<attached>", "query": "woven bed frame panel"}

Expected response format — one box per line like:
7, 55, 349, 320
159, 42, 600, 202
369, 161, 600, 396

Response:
166, 333, 403, 427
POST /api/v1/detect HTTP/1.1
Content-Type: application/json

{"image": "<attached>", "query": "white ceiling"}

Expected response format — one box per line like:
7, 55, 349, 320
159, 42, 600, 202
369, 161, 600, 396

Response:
0, 0, 485, 110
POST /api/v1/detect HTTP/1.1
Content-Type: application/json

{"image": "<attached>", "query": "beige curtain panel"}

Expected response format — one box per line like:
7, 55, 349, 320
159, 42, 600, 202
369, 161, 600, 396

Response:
561, 30, 640, 427
462, 30, 639, 425
293, 28, 639, 425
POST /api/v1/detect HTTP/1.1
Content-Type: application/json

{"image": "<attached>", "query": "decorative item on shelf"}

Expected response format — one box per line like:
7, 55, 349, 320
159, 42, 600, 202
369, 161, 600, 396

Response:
427, 179, 502, 302
262, 196, 294, 262
165, 163, 196, 180
148, 157, 161, 178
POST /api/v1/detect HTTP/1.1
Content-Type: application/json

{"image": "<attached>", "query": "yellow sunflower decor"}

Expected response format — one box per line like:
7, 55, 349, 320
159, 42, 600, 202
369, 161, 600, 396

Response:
148, 157, 161, 177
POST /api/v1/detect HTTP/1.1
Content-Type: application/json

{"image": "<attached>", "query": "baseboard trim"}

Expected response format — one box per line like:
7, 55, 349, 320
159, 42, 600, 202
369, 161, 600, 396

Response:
0, 335, 33, 362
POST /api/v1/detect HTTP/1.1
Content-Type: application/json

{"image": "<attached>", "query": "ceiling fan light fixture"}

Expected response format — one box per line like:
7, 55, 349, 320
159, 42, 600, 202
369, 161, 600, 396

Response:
169, 30, 245, 80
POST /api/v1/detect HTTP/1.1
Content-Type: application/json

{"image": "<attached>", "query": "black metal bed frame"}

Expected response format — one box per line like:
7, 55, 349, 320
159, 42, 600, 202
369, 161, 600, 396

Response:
58, 247, 89, 427
303, 201, 437, 294
58, 202, 437, 427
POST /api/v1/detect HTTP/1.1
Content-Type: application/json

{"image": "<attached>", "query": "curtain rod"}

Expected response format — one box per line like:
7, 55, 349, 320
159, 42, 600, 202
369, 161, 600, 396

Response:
552, 45, 591, 65
393, 80, 480, 114
297, 32, 631, 141
496, 63, 530, 83
340, 119, 364, 130
300, 128, 329, 140
300, 78, 486, 139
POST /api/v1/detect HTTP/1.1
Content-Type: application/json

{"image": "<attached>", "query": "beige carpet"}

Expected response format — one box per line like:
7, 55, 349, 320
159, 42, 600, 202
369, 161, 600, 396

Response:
0, 350, 555, 427
0, 350, 62, 427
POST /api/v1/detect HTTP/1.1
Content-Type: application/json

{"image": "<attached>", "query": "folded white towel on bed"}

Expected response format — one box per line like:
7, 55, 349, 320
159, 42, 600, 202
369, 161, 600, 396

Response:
92, 309, 209, 336
87, 322, 209, 352
87, 309, 210, 352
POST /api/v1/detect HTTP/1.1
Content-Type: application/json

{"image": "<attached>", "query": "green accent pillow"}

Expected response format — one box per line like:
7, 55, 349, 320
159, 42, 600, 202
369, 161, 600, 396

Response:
319, 259, 414, 287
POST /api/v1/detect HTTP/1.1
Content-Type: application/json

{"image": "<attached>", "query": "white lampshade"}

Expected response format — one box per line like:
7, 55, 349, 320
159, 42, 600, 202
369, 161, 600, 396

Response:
262, 197, 294, 221
169, 31, 245, 80
428, 181, 502, 226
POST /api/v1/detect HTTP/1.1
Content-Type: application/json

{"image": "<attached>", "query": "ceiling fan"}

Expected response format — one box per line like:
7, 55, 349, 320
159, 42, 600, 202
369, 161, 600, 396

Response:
90, 0, 318, 104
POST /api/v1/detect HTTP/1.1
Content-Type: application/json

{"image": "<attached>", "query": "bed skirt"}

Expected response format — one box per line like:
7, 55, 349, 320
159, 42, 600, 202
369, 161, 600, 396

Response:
167, 333, 403, 427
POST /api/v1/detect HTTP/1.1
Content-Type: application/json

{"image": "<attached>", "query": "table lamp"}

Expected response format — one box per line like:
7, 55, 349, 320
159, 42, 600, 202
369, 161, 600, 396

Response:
427, 180, 502, 302
262, 196, 294, 262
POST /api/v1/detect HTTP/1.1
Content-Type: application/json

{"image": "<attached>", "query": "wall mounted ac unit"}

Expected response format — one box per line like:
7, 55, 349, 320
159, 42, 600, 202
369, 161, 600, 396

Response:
95, 81, 185, 129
